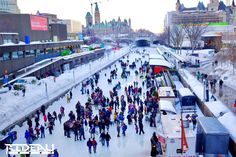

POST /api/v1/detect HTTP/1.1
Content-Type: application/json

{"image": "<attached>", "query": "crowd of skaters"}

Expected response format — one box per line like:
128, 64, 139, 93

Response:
9, 51, 166, 157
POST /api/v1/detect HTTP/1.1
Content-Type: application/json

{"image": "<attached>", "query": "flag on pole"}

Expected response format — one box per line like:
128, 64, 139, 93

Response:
181, 113, 189, 153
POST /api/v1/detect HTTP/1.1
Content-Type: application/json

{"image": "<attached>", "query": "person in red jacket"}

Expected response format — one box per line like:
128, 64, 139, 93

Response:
92, 138, 97, 153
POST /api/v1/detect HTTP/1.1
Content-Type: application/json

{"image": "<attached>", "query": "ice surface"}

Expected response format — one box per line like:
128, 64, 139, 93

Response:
0, 47, 160, 157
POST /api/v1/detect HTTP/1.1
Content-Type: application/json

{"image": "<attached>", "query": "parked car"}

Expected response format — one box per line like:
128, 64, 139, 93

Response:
13, 77, 40, 90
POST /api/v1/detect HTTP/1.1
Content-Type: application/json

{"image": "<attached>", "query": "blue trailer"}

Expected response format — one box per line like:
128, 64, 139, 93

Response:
178, 88, 197, 111
196, 117, 229, 157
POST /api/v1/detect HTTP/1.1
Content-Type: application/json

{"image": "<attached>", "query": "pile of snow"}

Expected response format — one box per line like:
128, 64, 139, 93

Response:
219, 112, 236, 142
205, 101, 230, 117
178, 69, 204, 100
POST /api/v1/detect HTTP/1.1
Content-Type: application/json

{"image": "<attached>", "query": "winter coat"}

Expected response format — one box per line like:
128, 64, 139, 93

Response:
87, 140, 92, 148
92, 139, 97, 146
43, 115, 47, 122
25, 130, 30, 139
54, 149, 59, 157
100, 132, 106, 140
122, 124, 127, 132
105, 134, 111, 141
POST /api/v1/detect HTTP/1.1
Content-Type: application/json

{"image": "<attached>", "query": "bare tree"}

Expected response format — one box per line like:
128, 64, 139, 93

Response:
182, 24, 207, 53
169, 25, 185, 54
158, 27, 169, 45
226, 42, 236, 74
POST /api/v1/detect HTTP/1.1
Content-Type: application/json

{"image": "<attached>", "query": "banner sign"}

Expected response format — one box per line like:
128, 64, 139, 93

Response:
30, 15, 48, 31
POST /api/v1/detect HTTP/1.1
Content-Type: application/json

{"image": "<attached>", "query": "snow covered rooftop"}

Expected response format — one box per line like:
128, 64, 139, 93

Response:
149, 58, 172, 68
159, 100, 177, 114
149, 53, 164, 59
158, 87, 175, 98
161, 114, 195, 138
178, 87, 194, 97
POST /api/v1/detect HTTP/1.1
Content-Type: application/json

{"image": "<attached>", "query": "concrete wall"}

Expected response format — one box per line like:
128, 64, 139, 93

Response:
50, 23, 67, 41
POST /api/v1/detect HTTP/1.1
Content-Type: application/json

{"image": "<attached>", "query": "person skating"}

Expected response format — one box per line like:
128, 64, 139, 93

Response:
135, 123, 139, 134
40, 125, 45, 138
53, 111, 57, 120
92, 138, 97, 153
54, 149, 59, 157
122, 122, 127, 136
139, 121, 145, 135
73, 127, 79, 141
77, 126, 84, 140
66, 94, 70, 103
90, 124, 96, 138
47, 122, 53, 135
100, 131, 106, 146
22, 87, 26, 97
87, 138, 92, 154
35, 126, 40, 139
117, 122, 121, 137
58, 113, 62, 124
105, 132, 111, 147
69, 90, 73, 100
24, 130, 31, 144
219, 79, 224, 89
150, 132, 158, 157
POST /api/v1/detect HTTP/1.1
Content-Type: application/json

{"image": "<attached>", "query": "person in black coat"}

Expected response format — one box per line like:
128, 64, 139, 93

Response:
150, 132, 158, 157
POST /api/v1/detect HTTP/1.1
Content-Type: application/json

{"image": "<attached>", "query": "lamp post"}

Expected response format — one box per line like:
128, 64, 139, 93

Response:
73, 69, 75, 83
89, 63, 92, 73
45, 82, 48, 99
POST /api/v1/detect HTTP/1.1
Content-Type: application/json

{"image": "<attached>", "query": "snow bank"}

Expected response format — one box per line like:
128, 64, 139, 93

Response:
205, 101, 230, 117
219, 112, 236, 142
178, 69, 204, 100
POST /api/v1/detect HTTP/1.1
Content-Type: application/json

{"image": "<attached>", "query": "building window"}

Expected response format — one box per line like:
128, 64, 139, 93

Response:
3, 52, 10, 60
0, 53, 3, 61
18, 51, 24, 58
12, 51, 18, 59
30, 50, 35, 56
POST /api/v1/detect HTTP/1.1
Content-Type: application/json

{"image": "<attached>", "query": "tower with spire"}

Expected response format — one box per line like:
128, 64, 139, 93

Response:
94, 2, 100, 24
128, 18, 131, 28
176, 0, 181, 12
86, 12, 93, 27
208, 0, 219, 11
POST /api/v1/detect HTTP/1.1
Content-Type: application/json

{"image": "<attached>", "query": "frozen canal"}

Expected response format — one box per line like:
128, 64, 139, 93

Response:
0, 47, 159, 157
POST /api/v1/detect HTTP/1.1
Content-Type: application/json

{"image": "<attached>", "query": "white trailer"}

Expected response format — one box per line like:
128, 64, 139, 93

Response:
158, 87, 176, 105
159, 114, 196, 157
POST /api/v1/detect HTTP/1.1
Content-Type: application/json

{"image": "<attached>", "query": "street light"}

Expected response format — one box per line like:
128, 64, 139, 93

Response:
89, 63, 92, 73
45, 82, 48, 99
73, 69, 75, 83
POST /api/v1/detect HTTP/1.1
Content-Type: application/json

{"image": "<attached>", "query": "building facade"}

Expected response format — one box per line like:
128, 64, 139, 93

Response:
0, 0, 20, 14
165, 0, 236, 28
63, 19, 82, 33
83, 3, 132, 37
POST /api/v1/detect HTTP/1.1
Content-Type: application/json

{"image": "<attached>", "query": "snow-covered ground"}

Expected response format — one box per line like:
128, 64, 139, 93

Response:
0, 47, 160, 157
0, 48, 129, 132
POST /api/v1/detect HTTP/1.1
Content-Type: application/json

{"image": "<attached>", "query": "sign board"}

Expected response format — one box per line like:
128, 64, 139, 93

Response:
30, 15, 48, 31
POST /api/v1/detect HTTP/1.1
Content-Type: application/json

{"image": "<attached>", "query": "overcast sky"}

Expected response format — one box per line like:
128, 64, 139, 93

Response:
18, 0, 228, 33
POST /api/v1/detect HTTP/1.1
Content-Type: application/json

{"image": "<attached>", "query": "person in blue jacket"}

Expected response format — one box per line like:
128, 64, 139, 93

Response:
87, 138, 92, 154
122, 122, 127, 136
53, 149, 59, 157
24, 130, 31, 144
